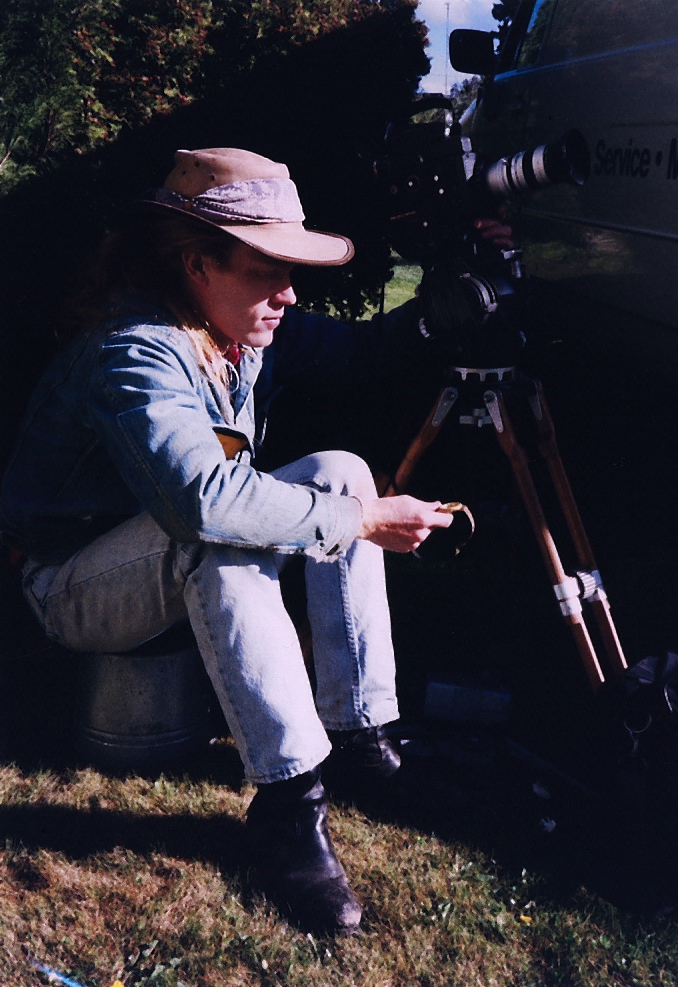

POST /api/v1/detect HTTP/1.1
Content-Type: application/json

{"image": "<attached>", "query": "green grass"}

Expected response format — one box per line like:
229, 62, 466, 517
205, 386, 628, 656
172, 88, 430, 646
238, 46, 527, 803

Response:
1, 745, 678, 987
382, 261, 422, 313
363, 260, 422, 318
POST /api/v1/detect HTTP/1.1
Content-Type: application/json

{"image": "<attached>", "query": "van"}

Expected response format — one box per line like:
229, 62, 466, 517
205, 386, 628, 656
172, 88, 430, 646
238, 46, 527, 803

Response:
450, 1, 678, 371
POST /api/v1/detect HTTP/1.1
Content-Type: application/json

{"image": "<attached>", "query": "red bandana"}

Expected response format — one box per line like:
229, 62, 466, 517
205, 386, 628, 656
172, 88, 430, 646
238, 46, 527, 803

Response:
223, 341, 242, 366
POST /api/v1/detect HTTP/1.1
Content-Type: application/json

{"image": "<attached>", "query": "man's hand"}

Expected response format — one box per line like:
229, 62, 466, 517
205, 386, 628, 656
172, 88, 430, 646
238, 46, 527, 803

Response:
357, 495, 453, 553
474, 209, 514, 250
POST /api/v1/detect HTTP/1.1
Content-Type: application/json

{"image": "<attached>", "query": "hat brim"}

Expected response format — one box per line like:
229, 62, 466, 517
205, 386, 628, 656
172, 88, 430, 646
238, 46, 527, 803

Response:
226, 222, 354, 266
141, 200, 354, 266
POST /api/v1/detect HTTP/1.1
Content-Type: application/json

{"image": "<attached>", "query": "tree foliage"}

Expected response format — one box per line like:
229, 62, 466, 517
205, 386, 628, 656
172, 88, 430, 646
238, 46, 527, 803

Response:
449, 76, 480, 115
491, 0, 520, 46
0, 0, 427, 194
0, 0, 212, 190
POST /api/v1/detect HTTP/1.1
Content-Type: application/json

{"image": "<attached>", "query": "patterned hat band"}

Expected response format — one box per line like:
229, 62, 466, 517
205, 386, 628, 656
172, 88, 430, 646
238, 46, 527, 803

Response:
146, 177, 305, 225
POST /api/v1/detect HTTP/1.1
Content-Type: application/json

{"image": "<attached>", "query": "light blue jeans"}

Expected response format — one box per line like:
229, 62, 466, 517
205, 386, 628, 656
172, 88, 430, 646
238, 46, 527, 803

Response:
22, 451, 398, 783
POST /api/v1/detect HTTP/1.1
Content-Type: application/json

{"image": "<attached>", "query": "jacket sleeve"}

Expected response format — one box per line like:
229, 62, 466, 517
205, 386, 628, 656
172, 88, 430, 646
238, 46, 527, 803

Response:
86, 325, 362, 556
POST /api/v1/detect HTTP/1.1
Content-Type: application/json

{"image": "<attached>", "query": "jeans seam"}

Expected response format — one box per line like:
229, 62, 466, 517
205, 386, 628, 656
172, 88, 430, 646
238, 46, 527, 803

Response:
337, 553, 365, 722
176, 542, 203, 582
189, 569, 250, 764
47, 547, 181, 600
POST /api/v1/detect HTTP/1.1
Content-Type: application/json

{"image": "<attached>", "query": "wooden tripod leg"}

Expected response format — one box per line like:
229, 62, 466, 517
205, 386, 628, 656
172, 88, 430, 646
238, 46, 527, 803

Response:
377, 386, 458, 497
588, 595, 627, 674
529, 380, 627, 676
484, 389, 605, 691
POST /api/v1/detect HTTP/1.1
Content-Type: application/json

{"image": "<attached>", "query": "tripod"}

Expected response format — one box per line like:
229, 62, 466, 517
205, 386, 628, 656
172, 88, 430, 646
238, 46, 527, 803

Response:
377, 367, 627, 692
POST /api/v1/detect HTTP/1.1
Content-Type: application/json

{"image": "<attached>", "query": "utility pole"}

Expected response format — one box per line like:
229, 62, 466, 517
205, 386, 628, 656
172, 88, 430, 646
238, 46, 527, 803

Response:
445, 2, 450, 93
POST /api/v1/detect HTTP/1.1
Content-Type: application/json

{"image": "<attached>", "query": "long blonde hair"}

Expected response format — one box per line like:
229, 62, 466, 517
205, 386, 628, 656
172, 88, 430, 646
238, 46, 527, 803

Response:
68, 207, 240, 404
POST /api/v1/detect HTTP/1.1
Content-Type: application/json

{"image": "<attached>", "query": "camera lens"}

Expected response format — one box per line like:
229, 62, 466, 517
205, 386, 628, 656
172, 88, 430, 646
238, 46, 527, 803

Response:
483, 129, 590, 197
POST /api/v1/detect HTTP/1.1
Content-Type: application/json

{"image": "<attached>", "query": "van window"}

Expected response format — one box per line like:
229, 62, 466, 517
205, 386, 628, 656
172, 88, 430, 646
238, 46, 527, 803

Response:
514, 0, 558, 68
543, 0, 678, 62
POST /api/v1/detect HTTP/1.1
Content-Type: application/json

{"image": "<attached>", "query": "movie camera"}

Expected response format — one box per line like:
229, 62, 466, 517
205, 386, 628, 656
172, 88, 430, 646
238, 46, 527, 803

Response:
374, 94, 589, 369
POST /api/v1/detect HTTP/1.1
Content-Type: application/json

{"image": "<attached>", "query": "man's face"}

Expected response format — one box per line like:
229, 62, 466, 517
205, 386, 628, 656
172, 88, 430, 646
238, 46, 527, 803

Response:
185, 240, 297, 349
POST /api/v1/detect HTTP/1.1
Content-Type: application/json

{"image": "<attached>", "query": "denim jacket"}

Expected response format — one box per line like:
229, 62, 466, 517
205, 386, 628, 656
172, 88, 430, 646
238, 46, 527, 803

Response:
0, 300, 376, 564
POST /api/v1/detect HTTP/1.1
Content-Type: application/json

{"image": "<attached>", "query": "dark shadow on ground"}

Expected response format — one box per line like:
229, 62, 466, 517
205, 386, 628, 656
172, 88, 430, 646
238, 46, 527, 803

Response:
0, 803, 245, 876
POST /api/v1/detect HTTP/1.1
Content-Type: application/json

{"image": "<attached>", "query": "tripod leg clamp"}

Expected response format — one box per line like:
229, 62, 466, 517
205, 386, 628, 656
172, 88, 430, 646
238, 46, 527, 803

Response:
576, 568, 607, 602
431, 387, 459, 426
553, 575, 583, 617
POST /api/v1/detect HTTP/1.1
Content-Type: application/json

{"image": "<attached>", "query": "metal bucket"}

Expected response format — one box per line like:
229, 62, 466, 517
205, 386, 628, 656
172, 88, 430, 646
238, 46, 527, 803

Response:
76, 622, 215, 771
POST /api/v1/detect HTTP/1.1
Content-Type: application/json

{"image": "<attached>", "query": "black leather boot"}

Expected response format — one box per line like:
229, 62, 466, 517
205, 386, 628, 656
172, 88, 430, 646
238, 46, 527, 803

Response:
246, 767, 361, 935
326, 725, 401, 783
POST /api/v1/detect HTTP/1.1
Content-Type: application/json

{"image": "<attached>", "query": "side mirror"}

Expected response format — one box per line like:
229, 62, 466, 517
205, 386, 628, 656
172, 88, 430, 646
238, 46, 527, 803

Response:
449, 29, 496, 76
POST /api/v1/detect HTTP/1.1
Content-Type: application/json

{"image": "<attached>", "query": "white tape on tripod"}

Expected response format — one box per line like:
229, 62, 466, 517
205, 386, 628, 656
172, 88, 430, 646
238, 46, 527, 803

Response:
553, 575, 583, 617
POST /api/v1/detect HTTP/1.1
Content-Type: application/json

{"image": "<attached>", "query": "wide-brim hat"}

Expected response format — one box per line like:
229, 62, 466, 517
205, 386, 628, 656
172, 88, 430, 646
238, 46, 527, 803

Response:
143, 147, 354, 266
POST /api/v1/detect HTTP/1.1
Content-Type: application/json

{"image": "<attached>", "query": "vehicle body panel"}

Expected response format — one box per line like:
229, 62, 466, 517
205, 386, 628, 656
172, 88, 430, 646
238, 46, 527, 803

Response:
460, 1, 678, 334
